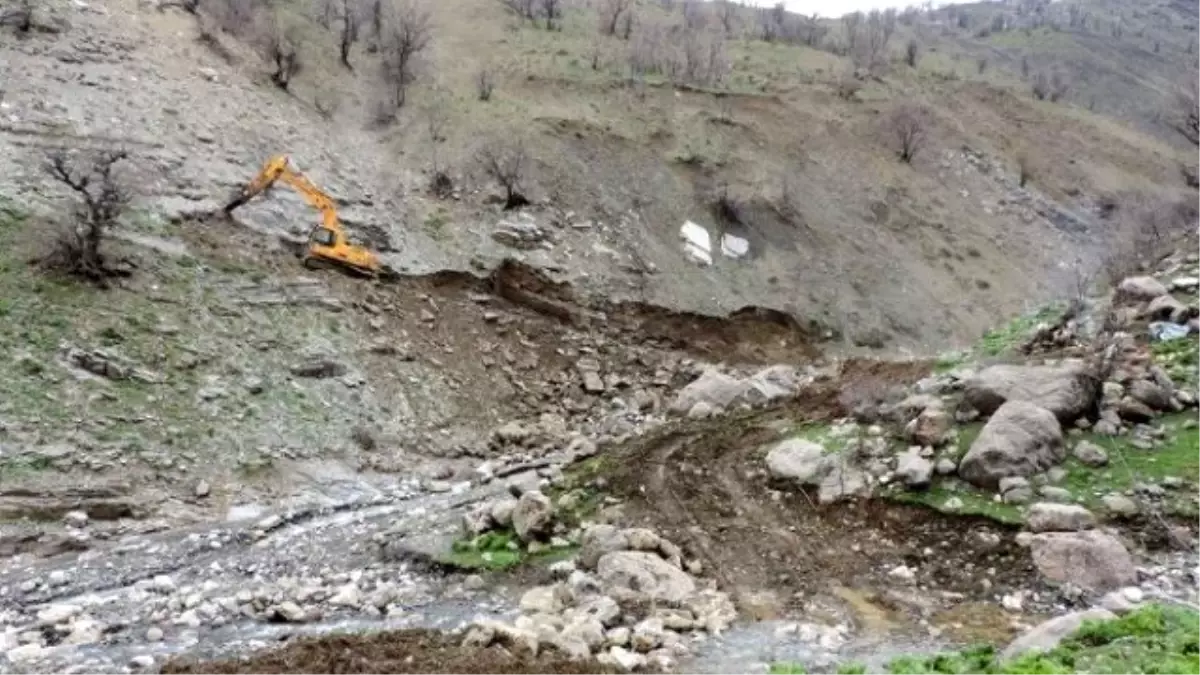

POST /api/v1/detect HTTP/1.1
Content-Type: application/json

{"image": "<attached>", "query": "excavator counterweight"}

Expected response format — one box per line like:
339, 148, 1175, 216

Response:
223, 155, 381, 278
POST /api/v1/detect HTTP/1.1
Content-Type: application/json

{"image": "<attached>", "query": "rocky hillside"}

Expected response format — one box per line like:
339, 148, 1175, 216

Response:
0, 0, 1195, 353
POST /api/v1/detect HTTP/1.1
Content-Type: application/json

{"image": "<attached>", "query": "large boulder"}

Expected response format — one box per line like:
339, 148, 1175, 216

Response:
1029, 530, 1137, 592
958, 401, 1065, 488
964, 362, 1097, 423
1117, 276, 1168, 301
579, 524, 629, 570
512, 491, 553, 542
742, 365, 804, 404
765, 439, 872, 503
765, 439, 828, 483
668, 369, 749, 414
1128, 379, 1174, 411
595, 551, 695, 603
1000, 609, 1116, 660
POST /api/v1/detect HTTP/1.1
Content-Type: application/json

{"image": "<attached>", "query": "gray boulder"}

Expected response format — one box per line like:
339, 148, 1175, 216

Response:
765, 439, 828, 483
1026, 503, 1096, 533
596, 551, 695, 603
895, 449, 934, 489
905, 408, 953, 446
1029, 530, 1137, 591
512, 491, 553, 542
1117, 276, 1168, 301
1072, 440, 1109, 467
1129, 379, 1173, 411
1001, 609, 1116, 660
964, 362, 1097, 423
579, 524, 629, 570
669, 369, 747, 414
959, 401, 1065, 488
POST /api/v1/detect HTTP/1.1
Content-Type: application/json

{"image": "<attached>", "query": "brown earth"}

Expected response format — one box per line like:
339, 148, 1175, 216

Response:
598, 364, 1042, 628
160, 629, 621, 674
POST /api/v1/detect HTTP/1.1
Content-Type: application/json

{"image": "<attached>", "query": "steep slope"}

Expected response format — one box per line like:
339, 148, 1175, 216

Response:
1, 0, 1193, 357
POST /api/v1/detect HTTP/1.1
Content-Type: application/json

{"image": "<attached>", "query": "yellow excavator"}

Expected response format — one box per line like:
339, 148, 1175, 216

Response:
223, 155, 382, 278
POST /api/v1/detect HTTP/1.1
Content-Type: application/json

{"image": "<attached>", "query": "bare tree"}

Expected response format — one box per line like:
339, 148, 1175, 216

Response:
1171, 73, 1199, 146
0, 0, 35, 32
617, 8, 634, 39
41, 150, 133, 285
263, 20, 303, 91
476, 66, 495, 101
681, 0, 705, 30
758, 7, 779, 42
497, 0, 536, 23
715, 0, 736, 36
885, 103, 928, 163
539, 0, 560, 30
835, 69, 862, 100
423, 92, 453, 197
1031, 69, 1068, 102
378, 0, 432, 115
477, 140, 530, 210
796, 13, 826, 47
904, 39, 919, 67
842, 11, 863, 56
338, 0, 360, 69
599, 0, 632, 36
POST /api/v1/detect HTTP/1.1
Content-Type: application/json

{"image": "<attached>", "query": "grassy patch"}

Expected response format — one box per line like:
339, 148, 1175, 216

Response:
445, 528, 578, 572
976, 305, 1063, 358
768, 663, 807, 675
886, 414, 1200, 524
875, 604, 1199, 674
1150, 335, 1199, 391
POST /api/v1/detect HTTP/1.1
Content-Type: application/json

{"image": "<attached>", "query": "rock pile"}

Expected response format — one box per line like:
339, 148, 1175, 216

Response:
460, 525, 734, 671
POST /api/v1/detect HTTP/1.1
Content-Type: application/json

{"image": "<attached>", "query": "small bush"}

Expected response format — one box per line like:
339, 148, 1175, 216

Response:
884, 103, 929, 163
904, 39, 919, 67
477, 139, 530, 210
476, 66, 495, 101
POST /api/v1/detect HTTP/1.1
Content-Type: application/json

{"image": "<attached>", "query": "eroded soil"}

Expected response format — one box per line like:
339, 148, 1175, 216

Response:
160, 629, 619, 674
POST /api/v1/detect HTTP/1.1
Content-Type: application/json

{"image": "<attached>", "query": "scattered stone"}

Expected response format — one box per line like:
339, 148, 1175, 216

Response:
289, 358, 347, 378
1037, 486, 1073, 503
269, 602, 308, 623
1001, 608, 1116, 660
888, 564, 916, 583
1129, 379, 1174, 411
669, 369, 746, 415
63, 510, 88, 528
145, 626, 164, 642
1100, 493, 1139, 517
906, 408, 952, 446
131, 655, 155, 669
194, 480, 211, 498
1099, 586, 1145, 614
1026, 503, 1096, 533
37, 604, 81, 625
519, 584, 572, 615
1072, 440, 1108, 467
935, 457, 957, 475
895, 448, 934, 489
329, 583, 362, 607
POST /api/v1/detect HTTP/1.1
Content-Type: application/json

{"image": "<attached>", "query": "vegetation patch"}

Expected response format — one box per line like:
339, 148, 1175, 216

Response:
444, 528, 577, 571
769, 605, 1199, 673
1150, 335, 1199, 391
887, 414, 1199, 524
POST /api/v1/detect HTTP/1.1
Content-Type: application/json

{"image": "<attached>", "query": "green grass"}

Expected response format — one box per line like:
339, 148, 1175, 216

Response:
875, 604, 1199, 674
886, 414, 1199, 524
1151, 335, 1199, 391
782, 606, 1196, 673
444, 528, 578, 571
976, 305, 1063, 358
769, 663, 807, 675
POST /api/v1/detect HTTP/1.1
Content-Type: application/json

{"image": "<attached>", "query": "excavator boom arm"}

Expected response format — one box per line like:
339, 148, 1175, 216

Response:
224, 155, 341, 234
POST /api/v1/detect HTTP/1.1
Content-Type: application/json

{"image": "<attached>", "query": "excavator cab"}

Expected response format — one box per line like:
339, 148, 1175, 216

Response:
224, 155, 381, 278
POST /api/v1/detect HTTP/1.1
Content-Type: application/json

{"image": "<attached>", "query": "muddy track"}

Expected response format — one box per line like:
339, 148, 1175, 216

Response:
599, 366, 1044, 625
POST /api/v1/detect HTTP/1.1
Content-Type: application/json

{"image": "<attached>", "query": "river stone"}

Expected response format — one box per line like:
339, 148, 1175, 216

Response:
959, 401, 1064, 488
1001, 608, 1116, 660
1029, 530, 1137, 591
512, 491, 553, 542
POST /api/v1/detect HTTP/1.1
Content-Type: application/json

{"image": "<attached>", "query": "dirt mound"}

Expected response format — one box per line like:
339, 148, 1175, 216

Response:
161, 629, 621, 674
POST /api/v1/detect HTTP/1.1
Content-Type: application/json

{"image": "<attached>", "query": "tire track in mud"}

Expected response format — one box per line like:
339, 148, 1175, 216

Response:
600, 363, 1043, 625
